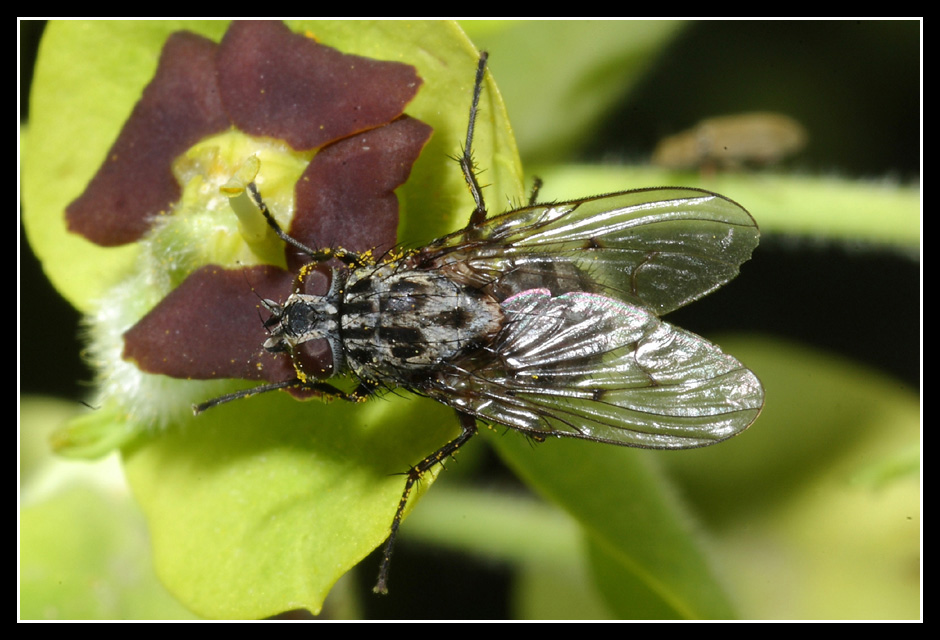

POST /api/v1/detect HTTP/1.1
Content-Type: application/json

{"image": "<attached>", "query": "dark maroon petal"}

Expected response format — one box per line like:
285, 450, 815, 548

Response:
123, 265, 297, 382
288, 116, 433, 274
66, 32, 230, 247
217, 21, 423, 151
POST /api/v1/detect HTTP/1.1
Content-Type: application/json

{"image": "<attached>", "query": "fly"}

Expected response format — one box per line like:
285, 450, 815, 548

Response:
195, 52, 765, 594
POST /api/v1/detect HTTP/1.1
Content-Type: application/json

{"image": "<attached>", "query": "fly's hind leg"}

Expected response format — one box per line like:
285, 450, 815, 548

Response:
373, 411, 479, 594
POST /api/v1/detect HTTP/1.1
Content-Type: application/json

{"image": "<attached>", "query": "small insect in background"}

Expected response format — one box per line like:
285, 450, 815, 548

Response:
652, 111, 807, 171
196, 52, 765, 594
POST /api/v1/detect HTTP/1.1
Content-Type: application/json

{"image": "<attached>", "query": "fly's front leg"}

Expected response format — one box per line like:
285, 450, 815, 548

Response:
304, 380, 375, 403
373, 411, 479, 594
245, 182, 371, 269
193, 379, 375, 414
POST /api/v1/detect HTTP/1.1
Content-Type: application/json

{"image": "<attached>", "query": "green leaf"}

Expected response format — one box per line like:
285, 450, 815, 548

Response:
124, 390, 456, 618
20, 398, 198, 620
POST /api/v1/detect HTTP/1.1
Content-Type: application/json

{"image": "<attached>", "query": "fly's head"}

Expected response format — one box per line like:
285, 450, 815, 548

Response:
262, 293, 339, 354
260, 267, 348, 381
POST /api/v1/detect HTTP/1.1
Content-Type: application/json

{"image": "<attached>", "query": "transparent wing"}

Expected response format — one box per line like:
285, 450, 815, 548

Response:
427, 289, 763, 449
425, 187, 759, 316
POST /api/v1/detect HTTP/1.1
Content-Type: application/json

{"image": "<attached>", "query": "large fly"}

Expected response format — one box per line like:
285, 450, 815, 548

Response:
195, 52, 764, 594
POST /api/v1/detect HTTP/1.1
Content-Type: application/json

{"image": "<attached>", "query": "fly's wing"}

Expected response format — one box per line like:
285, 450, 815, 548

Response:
426, 187, 759, 316
429, 290, 763, 448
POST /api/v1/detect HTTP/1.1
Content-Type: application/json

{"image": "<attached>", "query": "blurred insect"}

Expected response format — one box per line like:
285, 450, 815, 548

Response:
196, 52, 764, 594
652, 111, 807, 171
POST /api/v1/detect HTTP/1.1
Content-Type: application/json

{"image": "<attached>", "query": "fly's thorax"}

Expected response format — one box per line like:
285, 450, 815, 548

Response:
339, 264, 503, 381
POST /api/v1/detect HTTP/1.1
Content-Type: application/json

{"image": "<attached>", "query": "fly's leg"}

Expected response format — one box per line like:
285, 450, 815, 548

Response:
193, 379, 375, 414
528, 177, 543, 205
460, 52, 490, 228
461, 55, 541, 225
373, 411, 479, 594
246, 182, 370, 269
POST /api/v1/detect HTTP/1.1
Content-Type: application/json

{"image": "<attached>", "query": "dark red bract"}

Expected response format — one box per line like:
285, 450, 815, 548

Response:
67, 21, 432, 387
